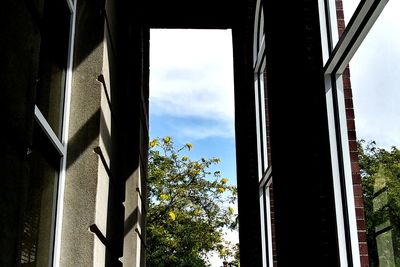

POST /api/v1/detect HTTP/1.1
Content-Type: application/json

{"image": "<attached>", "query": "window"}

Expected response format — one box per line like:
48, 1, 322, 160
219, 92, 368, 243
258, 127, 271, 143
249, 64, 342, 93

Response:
253, 0, 268, 178
20, 0, 76, 266
318, 0, 388, 265
254, 0, 273, 266
35, 0, 72, 138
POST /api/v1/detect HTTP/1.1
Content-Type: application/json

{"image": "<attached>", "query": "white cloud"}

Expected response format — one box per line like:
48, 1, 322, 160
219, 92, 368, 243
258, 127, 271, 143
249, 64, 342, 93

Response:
149, 29, 235, 139
347, 0, 400, 149
179, 123, 234, 140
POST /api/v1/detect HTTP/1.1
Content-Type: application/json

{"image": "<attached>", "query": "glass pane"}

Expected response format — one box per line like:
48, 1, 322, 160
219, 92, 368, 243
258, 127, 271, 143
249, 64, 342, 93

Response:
36, 0, 71, 138
255, 79, 263, 180
20, 125, 60, 266
259, 188, 267, 266
349, 0, 400, 265
259, 70, 268, 171
324, 0, 361, 52
268, 183, 277, 266
259, 7, 264, 48
342, 0, 361, 27
264, 182, 275, 266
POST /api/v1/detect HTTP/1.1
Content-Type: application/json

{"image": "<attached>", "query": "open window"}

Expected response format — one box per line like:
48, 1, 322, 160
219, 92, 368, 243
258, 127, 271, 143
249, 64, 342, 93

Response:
20, 0, 76, 266
253, 0, 274, 265
318, 0, 389, 265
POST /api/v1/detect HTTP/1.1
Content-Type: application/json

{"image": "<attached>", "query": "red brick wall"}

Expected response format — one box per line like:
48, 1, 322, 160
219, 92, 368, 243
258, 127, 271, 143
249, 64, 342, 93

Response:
336, 1, 369, 265
263, 70, 277, 266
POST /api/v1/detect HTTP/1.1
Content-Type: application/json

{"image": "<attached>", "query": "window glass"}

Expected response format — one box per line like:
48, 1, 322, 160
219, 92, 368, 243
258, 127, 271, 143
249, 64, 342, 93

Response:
259, 8, 264, 48
342, 0, 361, 29
350, 0, 400, 264
20, 125, 60, 266
254, 2, 274, 266
36, 0, 72, 138
259, 70, 268, 170
255, 79, 263, 179
264, 183, 274, 266
259, 188, 267, 266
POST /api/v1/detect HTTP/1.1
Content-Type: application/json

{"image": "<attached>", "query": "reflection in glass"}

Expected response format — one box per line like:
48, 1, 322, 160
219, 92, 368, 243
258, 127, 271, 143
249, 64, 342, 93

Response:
255, 79, 263, 180
363, 167, 400, 266
350, 0, 400, 265
259, 71, 268, 170
20, 126, 60, 266
327, 0, 361, 49
259, 188, 267, 266
36, 0, 71, 138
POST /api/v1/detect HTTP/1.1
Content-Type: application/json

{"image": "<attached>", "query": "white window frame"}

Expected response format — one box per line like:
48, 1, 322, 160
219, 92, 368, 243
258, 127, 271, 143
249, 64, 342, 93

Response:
52, 0, 76, 265
31, 0, 76, 266
254, 0, 273, 266
259, 167, 273, 267
253, 0, 268, 180
318, 0, 388, 266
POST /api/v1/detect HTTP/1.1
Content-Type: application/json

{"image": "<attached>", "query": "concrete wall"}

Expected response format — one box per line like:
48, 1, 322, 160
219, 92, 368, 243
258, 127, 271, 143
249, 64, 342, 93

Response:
60, 0, 149, 266
59, 0, 104, 265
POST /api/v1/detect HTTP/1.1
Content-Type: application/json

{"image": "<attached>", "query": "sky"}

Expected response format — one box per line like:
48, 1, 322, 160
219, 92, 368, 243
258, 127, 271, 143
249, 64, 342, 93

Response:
148, 2, 399, 266
149, 29, 237, 266
343, 0, 400, 149
149, 29, 237, 183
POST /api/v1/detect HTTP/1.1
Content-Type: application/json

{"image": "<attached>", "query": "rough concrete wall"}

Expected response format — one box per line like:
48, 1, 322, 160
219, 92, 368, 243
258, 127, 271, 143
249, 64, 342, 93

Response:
120, 24, 149, 267
0, 1, 41, 265
59, 1, 149, 266
59, 0, 105, 265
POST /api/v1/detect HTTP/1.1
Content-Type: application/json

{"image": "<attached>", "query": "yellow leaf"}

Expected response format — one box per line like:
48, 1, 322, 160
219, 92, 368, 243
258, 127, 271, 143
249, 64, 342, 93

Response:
168, 211, 176, 221
182, 156, 188, 161
149, 139, 158, 148
221, 178, 228, 184
160, 194, 169, 201
163, 136, 171, 144
186, 143, 193, 150
217, 187, 225, 193
229, 207, 235, 215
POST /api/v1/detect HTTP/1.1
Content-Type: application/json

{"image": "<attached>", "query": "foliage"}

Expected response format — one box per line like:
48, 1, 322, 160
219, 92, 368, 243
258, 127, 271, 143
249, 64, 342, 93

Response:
358, 140, 400, 266
216, 241, 240, 267
146, 137, 238, 267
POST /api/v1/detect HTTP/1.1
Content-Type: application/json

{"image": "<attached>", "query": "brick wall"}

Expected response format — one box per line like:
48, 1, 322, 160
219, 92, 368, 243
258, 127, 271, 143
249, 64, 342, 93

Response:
336, 1, 369, 265
263, 69, 277, 266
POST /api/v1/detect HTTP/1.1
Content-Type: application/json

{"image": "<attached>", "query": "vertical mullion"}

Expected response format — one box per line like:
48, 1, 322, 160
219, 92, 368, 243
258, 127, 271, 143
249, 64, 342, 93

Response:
255, 77, 263, 179
258, 60, 268, 170
66, 0, 74, 13
52, 0, 76, 265
257, 77, 265, 173
265, 179, 274, 266
324, 75, 349, 266
253, 0, 261, 63
330, 73, 354, 266
259, 188, 267, 266
262, 184, 269, 267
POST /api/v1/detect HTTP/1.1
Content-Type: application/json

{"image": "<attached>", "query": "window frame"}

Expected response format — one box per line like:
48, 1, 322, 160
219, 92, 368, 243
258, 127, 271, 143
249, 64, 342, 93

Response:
254, 0, 273, 265
253, 0, 268, 180
318, 0, 389, 265
51, 0, 76, 265
29, 0, 77, 266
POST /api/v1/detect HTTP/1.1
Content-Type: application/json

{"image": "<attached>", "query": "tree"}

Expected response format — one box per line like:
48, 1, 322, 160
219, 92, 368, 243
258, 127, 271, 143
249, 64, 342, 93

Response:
146, 137, 238, 267
358, 140, 400, 266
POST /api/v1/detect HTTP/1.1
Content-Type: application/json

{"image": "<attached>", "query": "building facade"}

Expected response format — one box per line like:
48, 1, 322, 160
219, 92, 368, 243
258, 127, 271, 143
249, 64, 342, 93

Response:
0, 0, 387, 266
